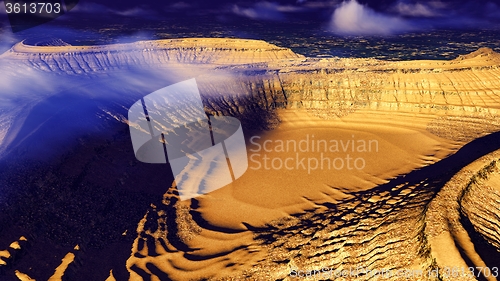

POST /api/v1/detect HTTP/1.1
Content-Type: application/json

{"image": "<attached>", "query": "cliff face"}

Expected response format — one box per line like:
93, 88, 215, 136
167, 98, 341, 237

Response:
4, 39, 500, 129
2, 38, 303, 73
198, 52, 500, 140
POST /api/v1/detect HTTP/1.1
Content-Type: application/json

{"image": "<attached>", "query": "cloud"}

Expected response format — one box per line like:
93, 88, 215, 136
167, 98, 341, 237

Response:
393, 2, 439, 17
115, 7, 152, 17
427, 1, 448, 9
300, 1, 338, 9
72, 2, 155, 17
0, 28, 18, 54
329, 0, 414, 36
0, 1, 6, 15
71, 2, 112, 14
232, 2, 305, 21
113, 31, 155, 44
168, 2, 191, 10
386, 0, 500, 29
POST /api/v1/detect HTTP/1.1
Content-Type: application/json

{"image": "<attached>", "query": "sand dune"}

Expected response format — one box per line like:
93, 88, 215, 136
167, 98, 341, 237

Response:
0, 39, 499, 280
115, 41, 500, 280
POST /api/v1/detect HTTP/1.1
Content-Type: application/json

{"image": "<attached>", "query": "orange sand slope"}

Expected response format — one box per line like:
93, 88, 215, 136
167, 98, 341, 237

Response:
120, 41, 500, 281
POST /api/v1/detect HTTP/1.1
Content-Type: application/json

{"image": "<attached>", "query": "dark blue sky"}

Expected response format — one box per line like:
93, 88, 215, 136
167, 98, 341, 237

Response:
1, 0, 499, 37
77, 0, 500, 25
93, 0, 500, 15
74, 0, 500, 33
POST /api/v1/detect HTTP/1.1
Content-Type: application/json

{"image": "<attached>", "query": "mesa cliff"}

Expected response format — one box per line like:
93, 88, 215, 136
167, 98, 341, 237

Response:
3, 38, 303, 72
5, 39, 500, 137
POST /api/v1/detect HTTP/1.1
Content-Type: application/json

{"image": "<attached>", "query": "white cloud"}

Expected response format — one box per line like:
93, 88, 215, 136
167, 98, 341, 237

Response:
0, 27, 18, 53
330, 0, 414, 36
232, 2, 304, 21
393, 2, 439, 17
115, 7, 151, 17
72, 3, 155, 18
